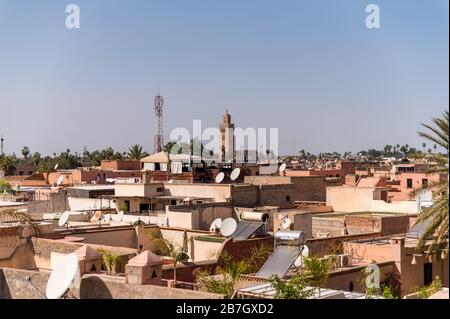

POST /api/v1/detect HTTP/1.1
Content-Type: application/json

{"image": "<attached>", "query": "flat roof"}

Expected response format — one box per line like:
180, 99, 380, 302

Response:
0, 201, 27, 207
67, 185, 116, 191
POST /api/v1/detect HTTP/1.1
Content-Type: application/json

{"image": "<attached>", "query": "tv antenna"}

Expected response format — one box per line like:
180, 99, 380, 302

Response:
58, 211, 71, 229
220, 218, 237, 237
209, 218, 223, 232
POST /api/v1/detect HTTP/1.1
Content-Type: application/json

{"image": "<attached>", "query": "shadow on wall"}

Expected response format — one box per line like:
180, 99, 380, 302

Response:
0, 270, 12, 299
80, 276, 113, 299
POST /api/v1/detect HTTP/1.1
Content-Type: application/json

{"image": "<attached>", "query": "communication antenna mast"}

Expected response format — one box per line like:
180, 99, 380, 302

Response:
1, 135, 4, 156
154, 92, 165, 153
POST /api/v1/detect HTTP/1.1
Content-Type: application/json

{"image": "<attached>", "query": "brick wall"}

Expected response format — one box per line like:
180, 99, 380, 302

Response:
258, 184, 295, 209
231, 184, 259, 207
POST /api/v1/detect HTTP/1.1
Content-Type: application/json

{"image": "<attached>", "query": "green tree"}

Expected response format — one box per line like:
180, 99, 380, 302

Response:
303, 256, 332, 296
414, 111, 448, 253
0, 179, 13, 193
30, 152, 42, 166
21, 146, 30, 158
196, 245, 272, 298
153, 236, 189, 286
0, 156, 16, 176
270, 274, 312, 299
127, 144, 149, 160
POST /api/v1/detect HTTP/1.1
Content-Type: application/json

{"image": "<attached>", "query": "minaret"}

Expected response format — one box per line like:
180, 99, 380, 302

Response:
153, 93, 164, 154
219, 110, 235, 163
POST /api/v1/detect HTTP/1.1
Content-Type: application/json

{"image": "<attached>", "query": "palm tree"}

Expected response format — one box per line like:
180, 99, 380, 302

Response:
127, 144, 149, 160
21, 146, 30, 158
0, 156, 16, 176
414, 111, 448, 253
422, 143, 427, 153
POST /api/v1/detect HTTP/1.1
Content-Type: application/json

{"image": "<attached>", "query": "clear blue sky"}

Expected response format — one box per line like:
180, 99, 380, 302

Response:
0, 0, 448, 156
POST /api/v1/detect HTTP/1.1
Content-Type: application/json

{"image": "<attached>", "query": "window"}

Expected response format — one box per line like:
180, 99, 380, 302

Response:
19, 171, 24, 176
286, 195, 291, 202
422, 179, 429, 188
124, 200, 130, 212
156, 187, 164, 193
139, 203, 150, 213
424, 263, 433, 286
407, 179, 413, 189
349, 281, 354, 292
28, 171, 33, 175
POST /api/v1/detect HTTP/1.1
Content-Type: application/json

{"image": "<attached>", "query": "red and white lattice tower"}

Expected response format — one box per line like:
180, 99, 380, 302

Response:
153, 93, 164, 153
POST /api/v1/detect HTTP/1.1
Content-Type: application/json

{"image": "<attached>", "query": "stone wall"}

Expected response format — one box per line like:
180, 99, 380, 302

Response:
27, 191, 67, 219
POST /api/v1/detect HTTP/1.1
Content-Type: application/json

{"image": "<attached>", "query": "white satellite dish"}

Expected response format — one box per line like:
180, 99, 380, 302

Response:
294, 245, 310, 268
220, 218, 237, 237
168, 180, 174, 184
58, 211, 70, 228
215, 172, 225, 184
56, 175, 64, 186
210, 218, 223, 232
230, 168, 241, 181
54, 163, 59, 171
281, 217, 291, 230
279, 163, 287, 173
117, 211, 124, 222
46, 253, 80, 299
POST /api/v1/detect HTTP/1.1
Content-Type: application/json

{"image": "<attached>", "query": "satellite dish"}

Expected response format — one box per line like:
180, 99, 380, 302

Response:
117, 211, 124, 222
294, 245, 310, 268
209, 218, 223, 232
56, 175, 64, 186
279, 163, 287, 173
90, 211, 102, 224
58, 211, 70, 228
220, 218, 237, 237
54, 163, 59, 171
281, 217, 291, 230
168, 180, 174, 184
46, 253, 80, 299
230, 168, 241, 181
215, 172, 225, 184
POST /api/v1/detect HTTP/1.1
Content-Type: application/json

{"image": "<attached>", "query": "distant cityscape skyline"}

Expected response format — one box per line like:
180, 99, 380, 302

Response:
0, 0, 448, 156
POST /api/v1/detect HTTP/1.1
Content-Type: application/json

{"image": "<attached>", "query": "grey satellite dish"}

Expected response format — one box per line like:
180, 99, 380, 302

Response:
215, 172, 225, 184
210, 218, 223, 232
56, 175, 64, 186
46, 253, 80, 299
220, 218, 237, 237
58, 211, 70, 228
230, 168, 241, 182
294, 245, 310, 268
281, 217, 292, 230
279, 163, 287, 173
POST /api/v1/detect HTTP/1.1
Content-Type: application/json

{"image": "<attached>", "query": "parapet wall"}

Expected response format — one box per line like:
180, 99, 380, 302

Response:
0, 268, 224, 299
